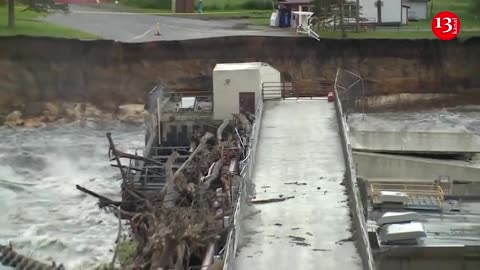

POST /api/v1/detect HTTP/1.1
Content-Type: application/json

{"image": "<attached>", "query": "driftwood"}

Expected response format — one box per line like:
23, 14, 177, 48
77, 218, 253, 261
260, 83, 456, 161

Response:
90, 113, 254, 270
203, 159, 224, 189
250, 196, 295, 204
163, 151, 180, 208
217, 119, 229, 141
110, 206, 123, 269
107, 132, 127, 182
76, 185, 123, 207
175, 132, 214, 179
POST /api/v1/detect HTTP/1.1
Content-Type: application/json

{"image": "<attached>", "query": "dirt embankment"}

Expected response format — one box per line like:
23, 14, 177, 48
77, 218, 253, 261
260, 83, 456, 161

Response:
0, 36, 479, 126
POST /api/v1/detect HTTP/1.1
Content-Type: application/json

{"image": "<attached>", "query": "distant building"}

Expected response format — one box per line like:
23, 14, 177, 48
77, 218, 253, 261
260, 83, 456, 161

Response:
277, 0, 314, 28
359, 0, 409, 25
404, 0, 429, 20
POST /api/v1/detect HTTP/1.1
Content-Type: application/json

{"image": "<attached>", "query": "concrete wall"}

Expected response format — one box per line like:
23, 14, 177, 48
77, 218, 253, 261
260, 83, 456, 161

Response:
259, 64, 282, 99
1, 36, 480, 123
349, 130, 480, 153
382, 0, 402, 23
360, 0, 378, 21
353, 151, 480, 183
360, 0, 402, 23
334, 87, 376, 270
213, 69, 260, 120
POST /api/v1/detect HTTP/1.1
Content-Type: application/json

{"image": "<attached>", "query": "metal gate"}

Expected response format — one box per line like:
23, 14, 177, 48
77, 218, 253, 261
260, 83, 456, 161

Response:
261, 80, 333, 99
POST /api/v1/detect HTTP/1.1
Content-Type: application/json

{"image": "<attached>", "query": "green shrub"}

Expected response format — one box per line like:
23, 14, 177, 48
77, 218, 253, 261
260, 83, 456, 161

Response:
118, 241, 137, 266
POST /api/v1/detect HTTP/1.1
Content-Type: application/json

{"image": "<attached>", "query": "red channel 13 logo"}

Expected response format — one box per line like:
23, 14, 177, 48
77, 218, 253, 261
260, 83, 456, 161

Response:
432, 11, 461, 40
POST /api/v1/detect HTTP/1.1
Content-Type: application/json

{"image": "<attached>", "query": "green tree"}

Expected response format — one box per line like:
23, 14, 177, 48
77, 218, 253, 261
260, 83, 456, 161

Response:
472, 0, 480, 14
7, 0, 69, 29
312, 0, 361, 36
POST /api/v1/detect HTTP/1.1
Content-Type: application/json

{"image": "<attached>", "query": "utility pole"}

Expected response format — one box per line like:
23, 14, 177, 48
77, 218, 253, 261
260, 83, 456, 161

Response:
430, 0, 434, 19
8, 0, 15, 29
356, 0, 360, 32
339, 0, 346, 38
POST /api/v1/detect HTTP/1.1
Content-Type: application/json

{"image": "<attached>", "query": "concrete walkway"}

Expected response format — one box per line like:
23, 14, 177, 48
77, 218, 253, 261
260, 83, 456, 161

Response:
235, 99, 361, 270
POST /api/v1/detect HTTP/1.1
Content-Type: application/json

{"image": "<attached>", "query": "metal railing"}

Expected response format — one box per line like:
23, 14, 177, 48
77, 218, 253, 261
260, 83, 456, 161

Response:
164, 90, 212, 99
261, 81, 333, 99
370, 182, 445, 208
297, 13, 320, 41
261, 82, 292, 99
222, 96, 263, 270
334, 73, 376, 270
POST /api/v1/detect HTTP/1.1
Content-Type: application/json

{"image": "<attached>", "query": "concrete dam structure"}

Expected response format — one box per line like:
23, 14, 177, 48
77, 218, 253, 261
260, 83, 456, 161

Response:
1, 36, 480, 270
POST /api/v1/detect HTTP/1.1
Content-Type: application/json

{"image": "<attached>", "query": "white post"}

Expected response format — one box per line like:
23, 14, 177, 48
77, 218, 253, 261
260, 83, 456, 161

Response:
299, 5, 303, 28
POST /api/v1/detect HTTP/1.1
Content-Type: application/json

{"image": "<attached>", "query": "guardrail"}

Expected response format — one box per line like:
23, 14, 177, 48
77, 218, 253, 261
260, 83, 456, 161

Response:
222, 96, 264, 270
261, 81, 333, 99
334, 69, 375, 270
370, 182, 445, 209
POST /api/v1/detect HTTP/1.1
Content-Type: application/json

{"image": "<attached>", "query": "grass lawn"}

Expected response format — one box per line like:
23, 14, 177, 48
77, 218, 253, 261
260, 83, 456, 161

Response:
316, 30, 480, 39
0, 5, 97, 39
181, 10, 272, 25
86, 2, 273, 25
409, 0, 480, 30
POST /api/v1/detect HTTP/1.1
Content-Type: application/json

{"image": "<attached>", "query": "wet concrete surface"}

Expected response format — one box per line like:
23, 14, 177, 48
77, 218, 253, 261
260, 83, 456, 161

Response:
235, 99, 361, 270
44, 5, 293, 42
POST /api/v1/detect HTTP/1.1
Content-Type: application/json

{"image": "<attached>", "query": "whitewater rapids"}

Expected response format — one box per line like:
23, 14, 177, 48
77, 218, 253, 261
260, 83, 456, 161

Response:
0, 121, 144, 269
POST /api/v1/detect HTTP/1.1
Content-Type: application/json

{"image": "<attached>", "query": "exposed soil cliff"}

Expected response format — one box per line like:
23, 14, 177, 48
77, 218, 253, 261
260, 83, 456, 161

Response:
0, 36, 479, 125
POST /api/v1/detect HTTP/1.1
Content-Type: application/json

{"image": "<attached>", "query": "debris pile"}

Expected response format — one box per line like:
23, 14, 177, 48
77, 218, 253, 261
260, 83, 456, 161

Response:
79, 114, 253, 270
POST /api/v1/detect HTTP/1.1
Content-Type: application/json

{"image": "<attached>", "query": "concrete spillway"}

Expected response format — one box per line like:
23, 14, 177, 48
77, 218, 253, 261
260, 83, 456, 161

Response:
235, 99, 361, 270
353, 151, 480, 183
349, 130, 480, 154
347, 110, 480, 154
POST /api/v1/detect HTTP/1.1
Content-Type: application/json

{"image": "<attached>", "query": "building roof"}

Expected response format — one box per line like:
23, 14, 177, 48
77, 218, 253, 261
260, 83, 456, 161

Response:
369, 200, 480, 247
214, 62, 268, 71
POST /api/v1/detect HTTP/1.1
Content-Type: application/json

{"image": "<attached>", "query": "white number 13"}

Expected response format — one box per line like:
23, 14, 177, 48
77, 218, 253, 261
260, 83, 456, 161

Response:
435, 17, 453, 33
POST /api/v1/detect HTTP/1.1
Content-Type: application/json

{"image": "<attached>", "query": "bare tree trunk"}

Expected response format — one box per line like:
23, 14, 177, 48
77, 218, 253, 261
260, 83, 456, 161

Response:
8, 0, 15, 29
339, 0, 347, 38
163, 151, 180, 208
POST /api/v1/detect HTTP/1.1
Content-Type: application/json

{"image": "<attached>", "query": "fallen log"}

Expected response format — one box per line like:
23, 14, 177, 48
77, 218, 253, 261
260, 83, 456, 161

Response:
163, 151, 180, 208
106, 132, 127, 183
217, 119, 229, 141
250, 196, 295, 204
202, 159, 224, 189
76, 185, 123, 207
174, 132, 214, 179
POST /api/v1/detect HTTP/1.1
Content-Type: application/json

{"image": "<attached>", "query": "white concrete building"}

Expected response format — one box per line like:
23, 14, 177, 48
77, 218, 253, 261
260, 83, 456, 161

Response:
360, 0, 409, 25
404, 0, 428, 20
212, 62, 281, 120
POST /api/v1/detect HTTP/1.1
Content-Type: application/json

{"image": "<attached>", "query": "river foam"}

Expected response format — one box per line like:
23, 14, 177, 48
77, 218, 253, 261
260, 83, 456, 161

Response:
0, 120, 143, 269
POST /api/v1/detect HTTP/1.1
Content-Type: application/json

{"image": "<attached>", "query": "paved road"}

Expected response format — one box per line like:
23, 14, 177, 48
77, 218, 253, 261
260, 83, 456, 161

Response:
235, 99, 361, 270
44, 5, 293, 42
